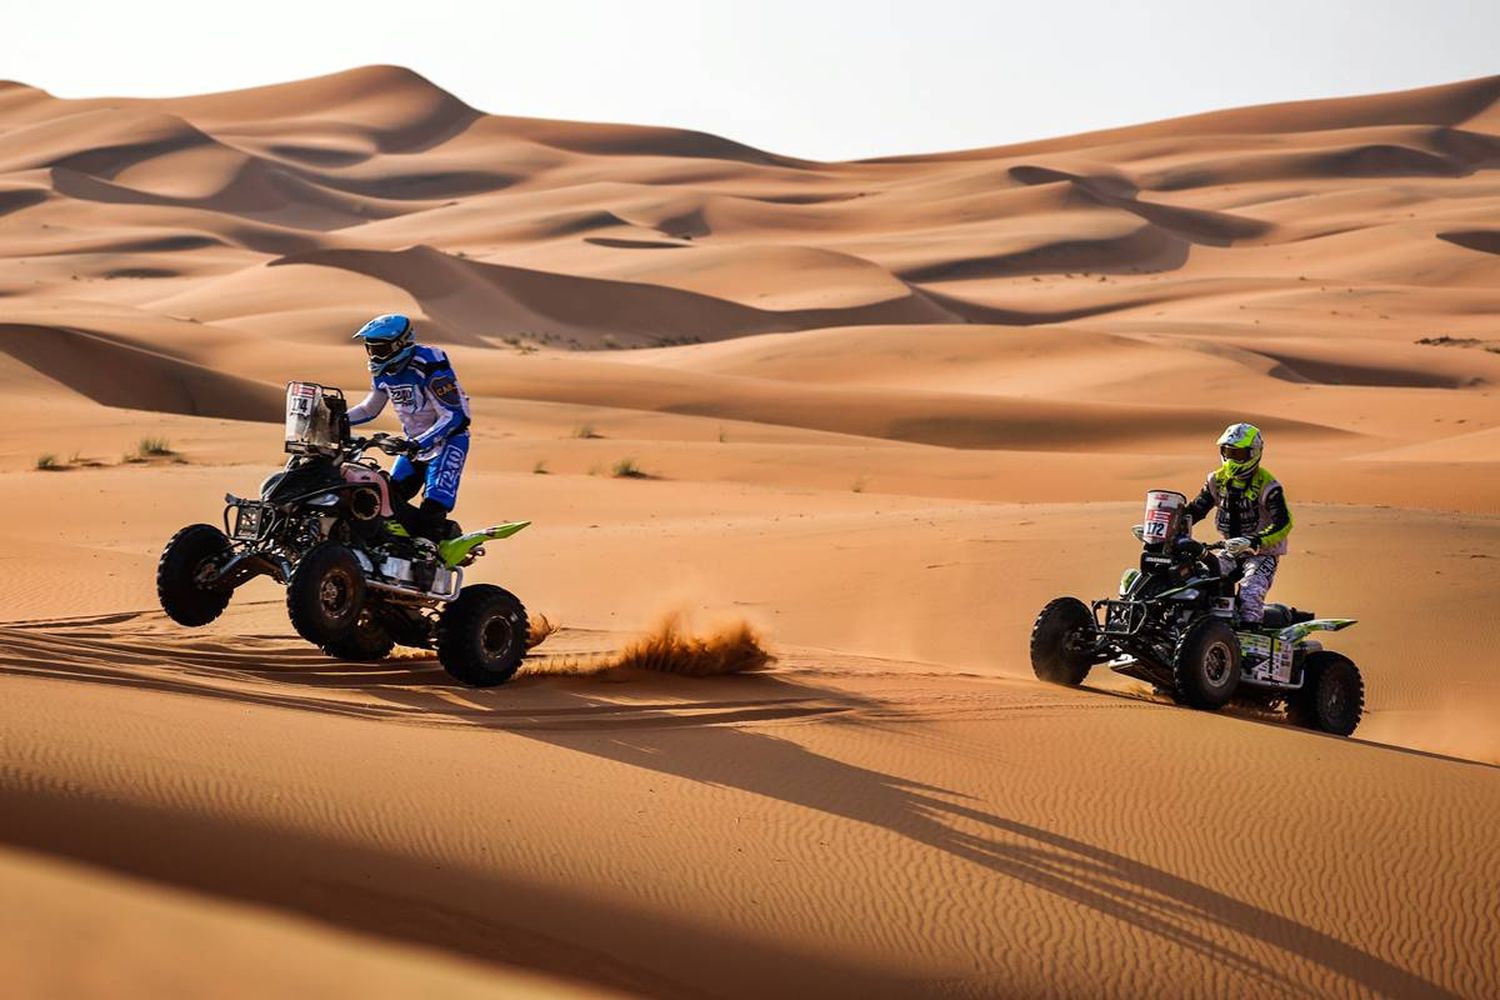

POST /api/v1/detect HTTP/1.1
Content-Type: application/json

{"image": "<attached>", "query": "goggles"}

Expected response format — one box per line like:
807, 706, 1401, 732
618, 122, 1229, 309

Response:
365, 333, 409, 362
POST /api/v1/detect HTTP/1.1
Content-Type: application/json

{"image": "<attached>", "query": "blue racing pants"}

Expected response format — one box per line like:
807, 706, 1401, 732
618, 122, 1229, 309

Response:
391, 433, 469, 511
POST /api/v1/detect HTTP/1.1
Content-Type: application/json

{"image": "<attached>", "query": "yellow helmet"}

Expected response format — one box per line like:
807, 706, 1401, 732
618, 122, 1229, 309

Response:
1217, 423, 1263, 479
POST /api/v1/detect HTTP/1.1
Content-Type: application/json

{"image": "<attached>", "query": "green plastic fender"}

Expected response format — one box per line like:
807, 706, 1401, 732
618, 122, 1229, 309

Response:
437, 520, 531, 568
1279, 618, 1357, 645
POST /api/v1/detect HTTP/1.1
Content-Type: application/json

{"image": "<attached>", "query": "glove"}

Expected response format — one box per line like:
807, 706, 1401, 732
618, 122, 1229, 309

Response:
1224, 536, 1256, 556
383, 436, 420, 458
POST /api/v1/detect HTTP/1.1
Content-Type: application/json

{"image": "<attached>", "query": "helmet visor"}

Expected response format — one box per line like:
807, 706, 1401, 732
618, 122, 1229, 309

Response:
1220, 444, 1254, 462
365, 338, 403, 363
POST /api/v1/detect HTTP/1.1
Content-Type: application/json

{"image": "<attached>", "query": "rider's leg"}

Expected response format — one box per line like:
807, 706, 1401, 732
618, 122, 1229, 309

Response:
388, 456, 428, 535
1237, 554, 1279, 624
414, 499, 455, 541
389, 455, 423, 503
413, 434, 470, 542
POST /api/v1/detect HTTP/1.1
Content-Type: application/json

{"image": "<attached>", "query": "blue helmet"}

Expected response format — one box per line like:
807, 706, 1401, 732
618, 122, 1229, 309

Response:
354, 314, 416, 376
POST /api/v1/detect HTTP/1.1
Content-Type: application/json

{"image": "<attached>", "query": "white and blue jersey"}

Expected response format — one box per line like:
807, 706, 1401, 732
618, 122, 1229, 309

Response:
348, 345, 472, 510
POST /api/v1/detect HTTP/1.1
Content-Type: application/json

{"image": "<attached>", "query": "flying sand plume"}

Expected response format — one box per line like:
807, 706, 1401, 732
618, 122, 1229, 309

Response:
521, 611, 774, 678
611, 611, 773, 676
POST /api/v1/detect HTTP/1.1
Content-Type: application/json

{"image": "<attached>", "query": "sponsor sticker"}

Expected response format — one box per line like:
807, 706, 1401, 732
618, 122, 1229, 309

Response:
430, 375, 459, 404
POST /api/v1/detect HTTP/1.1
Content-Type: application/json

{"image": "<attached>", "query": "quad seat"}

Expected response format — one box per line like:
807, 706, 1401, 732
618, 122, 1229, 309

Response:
1261, 603, 1315, 629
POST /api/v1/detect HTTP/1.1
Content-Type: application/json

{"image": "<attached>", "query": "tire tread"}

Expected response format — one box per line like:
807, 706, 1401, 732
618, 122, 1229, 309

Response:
437, 584, 528, 688
157, 524, 232, 627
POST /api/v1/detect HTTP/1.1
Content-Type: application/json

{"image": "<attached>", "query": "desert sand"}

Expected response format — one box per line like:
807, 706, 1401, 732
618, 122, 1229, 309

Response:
1, 67, 1497, 998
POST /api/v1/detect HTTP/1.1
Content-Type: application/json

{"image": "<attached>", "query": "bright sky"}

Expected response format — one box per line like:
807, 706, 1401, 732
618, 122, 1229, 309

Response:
8, 0, 1498, 160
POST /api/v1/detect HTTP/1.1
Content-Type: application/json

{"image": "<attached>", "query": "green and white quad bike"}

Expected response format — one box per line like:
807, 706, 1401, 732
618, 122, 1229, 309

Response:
156, 381, 532, 687
1029, 489, 1365, 736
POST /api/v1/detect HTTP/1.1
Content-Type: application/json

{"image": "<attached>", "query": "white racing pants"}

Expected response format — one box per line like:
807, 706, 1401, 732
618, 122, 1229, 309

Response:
1234, 554, 1279, 623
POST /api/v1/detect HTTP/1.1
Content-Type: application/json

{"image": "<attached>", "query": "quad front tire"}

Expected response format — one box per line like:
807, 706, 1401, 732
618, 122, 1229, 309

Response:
1286, 651, 1364, 736
322, 606, 396, 662
1172, 617, 1241, 709
1030, 597, 1096, 686
286, 542, 366, 645
157, 524, 233, 627
438, 584, 528, 687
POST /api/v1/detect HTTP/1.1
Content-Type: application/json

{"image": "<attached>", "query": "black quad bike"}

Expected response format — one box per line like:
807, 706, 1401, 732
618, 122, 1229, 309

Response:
156, 381, 532, 687
1029, 489, 1365, 736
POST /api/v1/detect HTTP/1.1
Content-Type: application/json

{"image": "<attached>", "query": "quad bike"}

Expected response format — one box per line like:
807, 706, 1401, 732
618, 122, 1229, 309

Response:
1029, 489, 1365, 736
156, 381, 531, 687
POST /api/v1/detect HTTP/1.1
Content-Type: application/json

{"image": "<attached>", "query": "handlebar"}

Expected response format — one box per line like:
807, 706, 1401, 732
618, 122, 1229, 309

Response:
348, 432, 414, 457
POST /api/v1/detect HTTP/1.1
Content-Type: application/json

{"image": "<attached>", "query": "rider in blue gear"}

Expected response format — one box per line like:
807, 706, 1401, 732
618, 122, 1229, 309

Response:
346, 314, 472, 542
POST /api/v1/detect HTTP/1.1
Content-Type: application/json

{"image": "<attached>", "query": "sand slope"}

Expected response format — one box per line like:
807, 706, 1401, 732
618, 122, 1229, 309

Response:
0, 845, 616, 1000
2, 68, 1499, 998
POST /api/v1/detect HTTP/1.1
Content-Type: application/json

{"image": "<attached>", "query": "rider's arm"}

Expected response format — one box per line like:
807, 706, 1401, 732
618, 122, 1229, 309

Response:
347, 387, 388, 426
1185, 480, 1216, 523
413, 353, 468, 449
1254, 485, 1293, 550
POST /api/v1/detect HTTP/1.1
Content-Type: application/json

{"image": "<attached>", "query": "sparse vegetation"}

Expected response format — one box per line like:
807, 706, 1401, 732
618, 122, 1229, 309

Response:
35, 453, 62, 471
612, 457, 648, 479
573, 423, 602, 440
1416, 335, 1500, 354
717, 426, 728, 443
532, 459, 549, 475
851, 475, 868, 494
120, 438, 180, 465
650, 334, 705, 348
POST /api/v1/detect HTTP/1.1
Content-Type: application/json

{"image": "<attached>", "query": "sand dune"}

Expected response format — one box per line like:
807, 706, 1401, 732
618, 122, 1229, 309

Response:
2, 67, 1499, 998
0, 322, 282, 419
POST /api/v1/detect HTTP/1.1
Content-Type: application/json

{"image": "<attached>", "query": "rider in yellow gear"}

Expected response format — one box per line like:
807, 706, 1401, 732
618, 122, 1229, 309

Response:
1184, 423, 1293, 625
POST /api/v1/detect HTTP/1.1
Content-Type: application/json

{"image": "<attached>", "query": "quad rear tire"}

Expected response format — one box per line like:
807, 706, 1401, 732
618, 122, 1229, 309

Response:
437, 584, 528, 687
1172, 617, 1241, 709
157, 524, 234, 627
1030, 597, 1096, 686
1286, 651, 1364, 736
286, 542, 365, 645
322, 606, 395, 662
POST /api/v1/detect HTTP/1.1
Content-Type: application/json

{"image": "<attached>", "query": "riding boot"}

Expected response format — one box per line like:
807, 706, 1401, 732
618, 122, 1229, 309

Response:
390, 494, 425, 538
415, 498, 454, 543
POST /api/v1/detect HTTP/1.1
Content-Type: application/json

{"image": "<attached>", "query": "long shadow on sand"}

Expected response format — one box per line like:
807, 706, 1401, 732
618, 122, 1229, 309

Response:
493, 686, 1458, 1000
0, 617, 1463, 998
